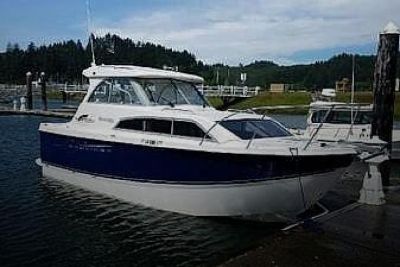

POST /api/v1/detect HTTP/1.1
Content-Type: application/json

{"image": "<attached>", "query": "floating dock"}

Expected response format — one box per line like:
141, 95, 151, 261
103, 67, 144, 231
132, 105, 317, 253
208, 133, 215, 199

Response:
0, 108, 74, 119
220, 174, 400, 267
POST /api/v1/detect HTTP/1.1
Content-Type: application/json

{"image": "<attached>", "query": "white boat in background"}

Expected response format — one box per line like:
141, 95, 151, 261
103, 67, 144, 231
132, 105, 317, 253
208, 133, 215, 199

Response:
300, 55, 400, 159
303, 100, 400, 158
38, 65, 356, 222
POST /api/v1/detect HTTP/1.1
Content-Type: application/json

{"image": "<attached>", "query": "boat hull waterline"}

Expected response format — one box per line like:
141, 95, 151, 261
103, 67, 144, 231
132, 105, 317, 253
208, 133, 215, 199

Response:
42, 163, 345, 221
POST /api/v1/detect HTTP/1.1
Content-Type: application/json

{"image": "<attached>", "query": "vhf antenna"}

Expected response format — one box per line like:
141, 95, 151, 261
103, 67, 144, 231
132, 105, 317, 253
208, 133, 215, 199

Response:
86, 0, 96, 66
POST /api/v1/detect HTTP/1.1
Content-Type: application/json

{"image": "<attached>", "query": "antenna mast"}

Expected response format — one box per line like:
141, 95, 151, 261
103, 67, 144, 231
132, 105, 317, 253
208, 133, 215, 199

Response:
351, 54, 355, 104
350, 54, 355, 125
86, 0, 96, 66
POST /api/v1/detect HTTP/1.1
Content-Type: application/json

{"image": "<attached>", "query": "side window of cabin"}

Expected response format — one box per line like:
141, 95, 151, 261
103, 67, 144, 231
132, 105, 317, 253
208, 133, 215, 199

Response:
311, 110, 338, 124
88, 80, 111, 103
109, 79, 141, 104
115, 118, 212, 140
145, 119, 172, 135
116, 119, 144, 131
312, 110, 373, 124
89, 79, 142, 104
173, 121, 207, 138
356, 111, 373, 124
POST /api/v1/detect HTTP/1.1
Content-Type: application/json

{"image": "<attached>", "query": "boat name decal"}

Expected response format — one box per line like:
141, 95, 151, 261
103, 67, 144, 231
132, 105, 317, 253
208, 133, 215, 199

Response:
98, 117, 115, 123
68, 143, 112, 153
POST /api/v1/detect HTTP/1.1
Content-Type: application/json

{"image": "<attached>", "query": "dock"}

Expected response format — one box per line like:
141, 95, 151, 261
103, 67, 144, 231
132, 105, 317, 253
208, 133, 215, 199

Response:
220, 174, 400, 267
0, 108, 74, 119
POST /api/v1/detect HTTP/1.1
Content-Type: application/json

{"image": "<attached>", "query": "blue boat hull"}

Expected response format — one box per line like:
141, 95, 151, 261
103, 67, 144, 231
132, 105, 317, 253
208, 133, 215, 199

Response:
40, 132, 354, 185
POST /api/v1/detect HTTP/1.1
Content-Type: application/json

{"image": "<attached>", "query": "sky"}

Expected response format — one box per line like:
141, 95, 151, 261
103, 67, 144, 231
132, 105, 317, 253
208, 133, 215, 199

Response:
0, 0, 399, 66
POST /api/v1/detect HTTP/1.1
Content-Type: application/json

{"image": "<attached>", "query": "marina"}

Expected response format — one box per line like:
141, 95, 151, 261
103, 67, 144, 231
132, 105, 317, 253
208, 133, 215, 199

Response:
0, 26, 399, 264
0, 62, 399, 266
1, 0, 400, 265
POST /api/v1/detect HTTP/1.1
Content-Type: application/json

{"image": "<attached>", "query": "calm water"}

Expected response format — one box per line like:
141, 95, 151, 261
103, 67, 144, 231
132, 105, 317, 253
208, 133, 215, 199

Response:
0, 115, 280, 267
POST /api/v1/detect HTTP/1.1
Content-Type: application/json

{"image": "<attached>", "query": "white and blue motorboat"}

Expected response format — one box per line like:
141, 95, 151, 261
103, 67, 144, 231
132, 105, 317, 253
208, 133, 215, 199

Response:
39, 65, 356, 221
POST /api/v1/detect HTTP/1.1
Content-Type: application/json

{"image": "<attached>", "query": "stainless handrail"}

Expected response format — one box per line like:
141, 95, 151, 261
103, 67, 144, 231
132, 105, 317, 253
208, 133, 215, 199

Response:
246, 114, 268, 149
199, 112, 239, 146
345, 105, 361, 141
303, 105, 335, 150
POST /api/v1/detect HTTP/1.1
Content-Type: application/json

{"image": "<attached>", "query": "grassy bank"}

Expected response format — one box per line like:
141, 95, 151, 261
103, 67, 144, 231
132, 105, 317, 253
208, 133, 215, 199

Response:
208, 91, 400, 119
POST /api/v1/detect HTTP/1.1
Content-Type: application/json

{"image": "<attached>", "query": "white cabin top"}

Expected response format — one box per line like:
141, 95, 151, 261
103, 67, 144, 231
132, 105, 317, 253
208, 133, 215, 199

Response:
82, 65, 204, 84
310, 101, 373, 110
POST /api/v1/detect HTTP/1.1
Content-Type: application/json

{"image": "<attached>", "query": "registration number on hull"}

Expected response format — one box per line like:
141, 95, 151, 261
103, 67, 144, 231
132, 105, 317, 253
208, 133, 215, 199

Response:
141, 139, 163, 146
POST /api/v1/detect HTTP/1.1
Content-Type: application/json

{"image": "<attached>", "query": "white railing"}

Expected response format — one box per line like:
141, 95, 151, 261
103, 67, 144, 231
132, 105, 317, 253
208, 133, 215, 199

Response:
58, 84, 263, 97
48, 84, 88, 93
0, 84, 26, 91
1, 84, 263, 98
200, 85, 262, 98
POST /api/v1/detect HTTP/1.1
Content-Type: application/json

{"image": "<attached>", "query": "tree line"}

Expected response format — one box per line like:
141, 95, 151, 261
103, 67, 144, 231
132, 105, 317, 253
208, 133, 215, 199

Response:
0, 34, 398, 90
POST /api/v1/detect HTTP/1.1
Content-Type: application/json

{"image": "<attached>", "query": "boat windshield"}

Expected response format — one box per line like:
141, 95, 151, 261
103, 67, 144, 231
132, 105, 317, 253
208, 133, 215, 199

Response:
88, 78, 208, 106
139, 79, 208, 106
220, 119, 292, 139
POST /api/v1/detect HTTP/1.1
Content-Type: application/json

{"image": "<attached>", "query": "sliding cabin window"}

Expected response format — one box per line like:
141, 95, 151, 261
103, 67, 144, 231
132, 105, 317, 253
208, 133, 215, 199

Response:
116, 118, 172, 135
116, 118, 211, 139
144, 119, 172, 135
220, 119, 292, 139
88, 78, 143, 105
172, 120, 209, 139
311, 110, 373, 124
116, 119, 144, 131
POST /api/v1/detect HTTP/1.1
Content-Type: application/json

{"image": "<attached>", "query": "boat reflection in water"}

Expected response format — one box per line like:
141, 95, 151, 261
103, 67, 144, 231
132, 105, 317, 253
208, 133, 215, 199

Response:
39, 65, 356, 222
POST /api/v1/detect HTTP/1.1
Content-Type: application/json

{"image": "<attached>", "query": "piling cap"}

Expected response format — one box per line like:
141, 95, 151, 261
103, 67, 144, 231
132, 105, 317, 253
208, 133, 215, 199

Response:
383, 21, 400, 34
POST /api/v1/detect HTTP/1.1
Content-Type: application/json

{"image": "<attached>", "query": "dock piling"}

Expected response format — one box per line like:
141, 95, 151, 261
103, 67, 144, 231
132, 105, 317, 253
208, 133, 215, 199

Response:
26, 72, 33, 110
371, 22, 399, 151
371, 22, 400, 186
40, 72, 47, 111
20, 97, 26, 111
13, 99, 18, 111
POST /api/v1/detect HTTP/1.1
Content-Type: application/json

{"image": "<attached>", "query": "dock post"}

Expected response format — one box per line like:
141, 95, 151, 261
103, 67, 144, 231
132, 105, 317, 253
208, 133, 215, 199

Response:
371, 22, 400, 186
40, 72, 47, 111
13, 99, 18, 111
359, 154, 387, 205
20, 96, 26, 111
26, 72, 33, 110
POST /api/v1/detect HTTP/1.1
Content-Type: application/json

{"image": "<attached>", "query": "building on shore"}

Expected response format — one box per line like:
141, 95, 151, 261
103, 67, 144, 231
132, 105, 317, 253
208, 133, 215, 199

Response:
269, 83, 305, 93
